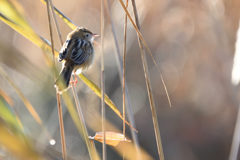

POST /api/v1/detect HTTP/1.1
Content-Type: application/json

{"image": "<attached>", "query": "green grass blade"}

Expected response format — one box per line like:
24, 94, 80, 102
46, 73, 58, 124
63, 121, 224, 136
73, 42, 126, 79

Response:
0, 95, 42, 160
0, 67, 53, 142
0, 0, 34, 32
0, 67, 42, 126
0, 94, 22, 131
0, 0, 46, 49
0, 120, 42, 160
0, 13, 44, 49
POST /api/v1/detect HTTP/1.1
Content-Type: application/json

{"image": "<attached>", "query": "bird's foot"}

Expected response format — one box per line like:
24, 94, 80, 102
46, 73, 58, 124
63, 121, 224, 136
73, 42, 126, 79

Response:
70, 74, 78, 86
70, 79, 78, 86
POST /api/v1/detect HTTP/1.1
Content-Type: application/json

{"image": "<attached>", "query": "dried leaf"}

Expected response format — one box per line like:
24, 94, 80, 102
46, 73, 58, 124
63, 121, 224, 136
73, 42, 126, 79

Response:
89, 132, 131, 146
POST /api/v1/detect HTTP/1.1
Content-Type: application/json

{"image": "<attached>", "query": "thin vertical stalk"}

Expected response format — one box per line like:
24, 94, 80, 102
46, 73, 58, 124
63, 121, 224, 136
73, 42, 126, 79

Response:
40, 0, 77, 30
46, 0, 66, 159
104, 0, 141, 159
118, 0, 172, 108
130, 0, 164, 159
56, 94, 66, 160
101, 0, 106, 159
122, 0, 129, 159
48, 0, 63, 46
71, 86, 98, 160
48, 0, 99, 158
46, 0, 56, 70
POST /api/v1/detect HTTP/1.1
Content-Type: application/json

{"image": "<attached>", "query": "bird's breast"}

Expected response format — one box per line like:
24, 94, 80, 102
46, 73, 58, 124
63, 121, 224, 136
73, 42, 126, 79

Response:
73, 50, 95, 74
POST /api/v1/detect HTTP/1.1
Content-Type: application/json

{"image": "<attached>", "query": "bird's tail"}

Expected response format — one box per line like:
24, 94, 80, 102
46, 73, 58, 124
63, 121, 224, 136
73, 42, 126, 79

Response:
54, 65, 73, 94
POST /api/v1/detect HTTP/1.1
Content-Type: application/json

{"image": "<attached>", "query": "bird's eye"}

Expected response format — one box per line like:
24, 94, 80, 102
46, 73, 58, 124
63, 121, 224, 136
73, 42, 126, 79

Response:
85, 34, 90, 38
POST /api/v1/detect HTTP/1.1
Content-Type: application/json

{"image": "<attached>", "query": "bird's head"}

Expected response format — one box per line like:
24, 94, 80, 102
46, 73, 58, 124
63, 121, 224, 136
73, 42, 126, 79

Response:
76, 27, 99, 43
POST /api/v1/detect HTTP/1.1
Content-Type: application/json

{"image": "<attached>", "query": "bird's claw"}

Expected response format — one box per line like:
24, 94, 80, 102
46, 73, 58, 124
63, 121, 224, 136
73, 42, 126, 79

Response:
70, 79, 78, 86
70, 73, 78, 87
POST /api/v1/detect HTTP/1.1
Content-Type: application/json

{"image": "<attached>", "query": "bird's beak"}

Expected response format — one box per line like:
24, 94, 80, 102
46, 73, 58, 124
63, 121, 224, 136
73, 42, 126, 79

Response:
93, 34, 99, 37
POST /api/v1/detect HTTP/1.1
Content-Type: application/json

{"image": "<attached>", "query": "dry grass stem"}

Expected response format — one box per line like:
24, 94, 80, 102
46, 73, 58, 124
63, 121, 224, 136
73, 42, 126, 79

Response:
129, 0, 164, 159
119, 0, 172, 108
46, 0, 66, 159
71, 86, 99, 160
104, 0, 138, 132
122, 0, 129, 159
104, 0, 141, 158
40, 0, 77, 30
48, 0, 63, 46
101, 0, 107, 159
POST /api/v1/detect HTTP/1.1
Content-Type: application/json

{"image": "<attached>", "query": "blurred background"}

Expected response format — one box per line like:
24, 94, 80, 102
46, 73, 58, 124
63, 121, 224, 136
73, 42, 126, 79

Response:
1, 0, 240, 159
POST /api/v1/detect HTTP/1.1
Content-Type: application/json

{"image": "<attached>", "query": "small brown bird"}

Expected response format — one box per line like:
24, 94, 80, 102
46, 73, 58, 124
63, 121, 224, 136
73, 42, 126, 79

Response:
55, 27, 98, 94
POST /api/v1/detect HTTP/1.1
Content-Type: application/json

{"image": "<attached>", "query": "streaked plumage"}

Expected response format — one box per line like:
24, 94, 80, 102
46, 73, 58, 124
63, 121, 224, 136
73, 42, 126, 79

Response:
54, 27, 98, 94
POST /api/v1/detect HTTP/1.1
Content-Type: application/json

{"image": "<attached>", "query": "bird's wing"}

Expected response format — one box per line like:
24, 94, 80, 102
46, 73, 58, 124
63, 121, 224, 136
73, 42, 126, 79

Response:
59, 39, 72, 61
70, 38, 92, 65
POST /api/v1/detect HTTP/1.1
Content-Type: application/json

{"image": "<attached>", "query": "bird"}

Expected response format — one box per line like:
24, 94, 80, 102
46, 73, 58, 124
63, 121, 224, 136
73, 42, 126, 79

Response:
54, 27, 99, 94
